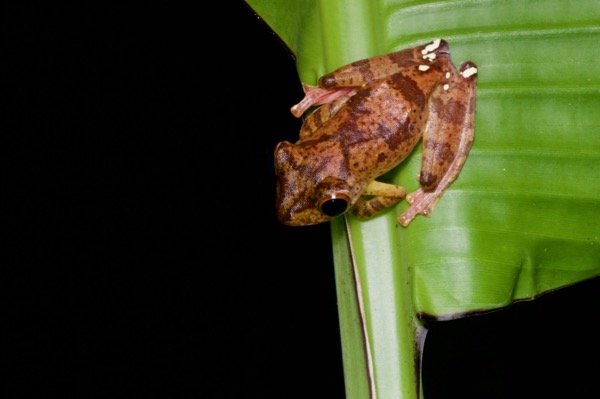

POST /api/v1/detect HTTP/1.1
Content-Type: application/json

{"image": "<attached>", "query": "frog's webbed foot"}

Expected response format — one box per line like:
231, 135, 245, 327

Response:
352, 181, 407, 219
398, 137, 470, 226
291, 84, 357, 118
397, 188, 442, 226
398, 138, 471, 226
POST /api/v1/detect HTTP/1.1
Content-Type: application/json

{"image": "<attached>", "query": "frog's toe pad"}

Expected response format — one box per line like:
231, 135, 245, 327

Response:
397, 189, 438, 226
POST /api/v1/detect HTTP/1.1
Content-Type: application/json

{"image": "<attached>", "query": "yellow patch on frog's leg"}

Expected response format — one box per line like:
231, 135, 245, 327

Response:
398, 61, 478, 226
352, 195, 405, 219
352, 181, 407, 219
363, 180, 407, 197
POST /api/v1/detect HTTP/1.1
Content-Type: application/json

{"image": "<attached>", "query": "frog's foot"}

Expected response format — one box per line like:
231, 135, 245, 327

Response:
353, 195, 406, 219
352, 181, 407, 219
291, 84, 357, 118
397, 188, 443, 226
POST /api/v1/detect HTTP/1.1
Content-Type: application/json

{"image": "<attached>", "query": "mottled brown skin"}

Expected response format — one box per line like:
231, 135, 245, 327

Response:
275, 39, 478, 226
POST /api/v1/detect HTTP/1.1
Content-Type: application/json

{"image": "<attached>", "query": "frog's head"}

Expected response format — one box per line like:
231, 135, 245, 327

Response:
274, 141, 353, 226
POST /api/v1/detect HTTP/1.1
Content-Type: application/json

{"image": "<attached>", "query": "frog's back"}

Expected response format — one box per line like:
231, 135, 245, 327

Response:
312, 76, 429, 179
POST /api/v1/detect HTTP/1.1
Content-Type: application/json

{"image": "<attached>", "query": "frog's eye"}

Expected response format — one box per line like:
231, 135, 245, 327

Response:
319, 193, 350, 217
316, 177, 351, 218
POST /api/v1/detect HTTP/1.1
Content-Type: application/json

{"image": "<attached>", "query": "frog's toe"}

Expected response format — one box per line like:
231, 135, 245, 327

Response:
398, 189, 441, 226
406, 188, 424, 205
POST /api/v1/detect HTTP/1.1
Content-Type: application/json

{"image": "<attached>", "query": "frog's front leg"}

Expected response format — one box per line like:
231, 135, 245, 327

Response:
291, 84, 357, 118
352, 180, 407, 219
398, 61, 478, 226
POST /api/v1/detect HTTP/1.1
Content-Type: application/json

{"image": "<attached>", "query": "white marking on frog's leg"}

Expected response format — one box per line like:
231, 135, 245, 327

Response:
418, 65, 430, 71
443, 84, 450, 91
461, 67, 478, 78
422, 52, 436, 61
421, 38, 442, 55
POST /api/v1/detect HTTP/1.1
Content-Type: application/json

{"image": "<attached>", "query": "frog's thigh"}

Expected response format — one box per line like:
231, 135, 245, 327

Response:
352, 181, 407, 218
319, 46, 423, 90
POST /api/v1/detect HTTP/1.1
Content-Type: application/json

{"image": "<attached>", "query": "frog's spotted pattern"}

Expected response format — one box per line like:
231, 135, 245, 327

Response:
275, 39, 478, 226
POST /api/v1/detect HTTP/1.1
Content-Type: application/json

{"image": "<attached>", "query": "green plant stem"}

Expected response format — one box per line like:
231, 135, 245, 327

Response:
333, 217, 427, 398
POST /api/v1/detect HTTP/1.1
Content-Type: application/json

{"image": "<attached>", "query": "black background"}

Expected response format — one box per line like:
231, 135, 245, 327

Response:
5, 2, 599, 397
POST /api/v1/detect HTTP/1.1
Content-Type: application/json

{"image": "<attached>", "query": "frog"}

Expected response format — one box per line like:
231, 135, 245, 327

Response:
274, 39, 478, 227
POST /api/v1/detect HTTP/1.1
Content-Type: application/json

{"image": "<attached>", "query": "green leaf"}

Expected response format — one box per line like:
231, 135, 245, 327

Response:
247, 0, 600, 320
247, 0, 600, 396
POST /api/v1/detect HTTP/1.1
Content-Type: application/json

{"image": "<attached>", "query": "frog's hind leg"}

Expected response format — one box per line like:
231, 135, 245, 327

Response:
397, 61, 478, 227
396, 187, 440, 226
351, 181, 407, 219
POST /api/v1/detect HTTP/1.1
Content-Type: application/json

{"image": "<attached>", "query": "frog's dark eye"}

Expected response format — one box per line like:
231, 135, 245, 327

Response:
319, 194, 350, 217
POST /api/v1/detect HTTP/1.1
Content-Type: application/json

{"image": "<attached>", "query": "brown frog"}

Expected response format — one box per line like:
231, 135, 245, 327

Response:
275, 39, 478, 226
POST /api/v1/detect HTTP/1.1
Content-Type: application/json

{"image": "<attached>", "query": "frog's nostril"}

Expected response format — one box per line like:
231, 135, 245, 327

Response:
319, 194, 350, 217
